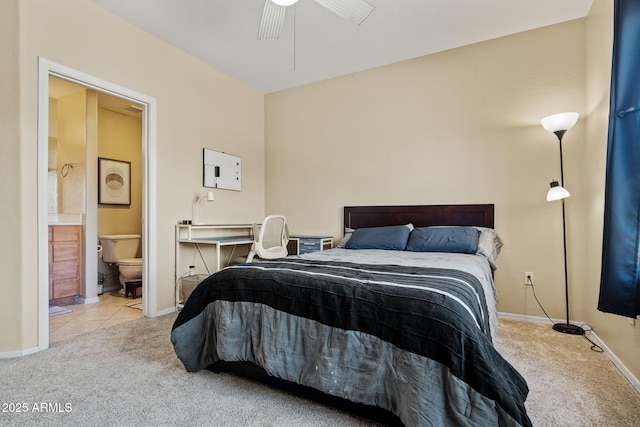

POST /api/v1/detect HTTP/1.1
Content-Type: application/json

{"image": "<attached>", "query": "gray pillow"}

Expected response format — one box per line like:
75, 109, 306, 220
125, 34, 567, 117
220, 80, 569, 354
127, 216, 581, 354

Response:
473, 227, 504, 270
336, 227, 355, 248
345, 224, 413, 250
406, 227, 480, 254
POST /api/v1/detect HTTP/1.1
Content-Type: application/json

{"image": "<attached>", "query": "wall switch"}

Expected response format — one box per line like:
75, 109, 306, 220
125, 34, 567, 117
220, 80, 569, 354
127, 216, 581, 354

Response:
524, 272, 534, 286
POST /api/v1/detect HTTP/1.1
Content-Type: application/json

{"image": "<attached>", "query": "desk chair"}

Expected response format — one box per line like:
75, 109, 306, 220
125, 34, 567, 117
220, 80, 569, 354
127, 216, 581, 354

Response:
246, 215, 289, 262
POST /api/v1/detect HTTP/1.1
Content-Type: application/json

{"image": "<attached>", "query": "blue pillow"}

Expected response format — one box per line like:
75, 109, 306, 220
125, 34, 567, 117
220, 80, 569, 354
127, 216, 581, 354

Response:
406, 227, 480, 254
345, 224, 413, 250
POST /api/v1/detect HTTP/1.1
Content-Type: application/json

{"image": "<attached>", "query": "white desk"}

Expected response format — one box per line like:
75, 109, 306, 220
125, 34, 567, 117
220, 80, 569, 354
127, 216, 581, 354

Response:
175, 223, 255, 270
175, 224, 255, 308
176, 223, 255, 241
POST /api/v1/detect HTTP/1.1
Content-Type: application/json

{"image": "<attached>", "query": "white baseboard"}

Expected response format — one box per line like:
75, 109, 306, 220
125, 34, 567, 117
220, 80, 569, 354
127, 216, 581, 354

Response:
498, 311, 640, 394
153, 306, 177, 317
0, 346, 41, 359
498, 311, 564, 324
585, 331, 640, 393
79, 296, 100, 304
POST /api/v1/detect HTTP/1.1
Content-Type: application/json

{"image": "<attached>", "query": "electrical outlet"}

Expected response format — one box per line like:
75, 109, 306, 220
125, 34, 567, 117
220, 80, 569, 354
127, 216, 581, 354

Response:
524, 272, 534, 286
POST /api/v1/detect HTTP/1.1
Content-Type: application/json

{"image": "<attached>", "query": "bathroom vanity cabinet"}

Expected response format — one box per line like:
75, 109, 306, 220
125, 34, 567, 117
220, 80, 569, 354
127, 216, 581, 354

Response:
49, 225, 82, 305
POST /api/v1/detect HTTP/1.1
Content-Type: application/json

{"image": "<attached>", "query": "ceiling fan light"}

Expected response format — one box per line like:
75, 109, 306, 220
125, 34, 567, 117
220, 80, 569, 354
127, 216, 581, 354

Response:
271, 0, 299, 6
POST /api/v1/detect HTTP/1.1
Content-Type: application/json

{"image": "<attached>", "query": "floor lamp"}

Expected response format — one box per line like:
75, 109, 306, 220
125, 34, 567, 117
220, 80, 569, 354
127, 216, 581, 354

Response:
541, 112, 585, 336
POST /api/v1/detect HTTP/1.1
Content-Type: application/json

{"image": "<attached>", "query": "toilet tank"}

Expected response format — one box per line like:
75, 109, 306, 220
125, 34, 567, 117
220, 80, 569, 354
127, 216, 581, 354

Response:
99, 234, 141, 263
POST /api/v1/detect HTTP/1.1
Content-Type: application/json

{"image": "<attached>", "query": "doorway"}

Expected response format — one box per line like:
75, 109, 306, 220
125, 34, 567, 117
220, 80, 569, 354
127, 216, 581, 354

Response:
49, 75, 143, 298
37, 58, 158, 351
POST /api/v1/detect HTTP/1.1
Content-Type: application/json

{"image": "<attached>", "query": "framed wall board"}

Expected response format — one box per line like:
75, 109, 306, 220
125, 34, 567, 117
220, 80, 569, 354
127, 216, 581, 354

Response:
98, 157, 131, 205
203, 148, 241, 191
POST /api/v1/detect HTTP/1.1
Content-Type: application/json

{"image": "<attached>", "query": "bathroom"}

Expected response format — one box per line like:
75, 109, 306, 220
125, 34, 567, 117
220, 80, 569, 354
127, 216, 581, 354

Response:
48, 76, 143, 304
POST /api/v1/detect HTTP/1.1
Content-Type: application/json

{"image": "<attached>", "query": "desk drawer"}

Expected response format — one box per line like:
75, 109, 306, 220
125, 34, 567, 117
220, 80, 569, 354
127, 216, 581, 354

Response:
298, 239, 321, 254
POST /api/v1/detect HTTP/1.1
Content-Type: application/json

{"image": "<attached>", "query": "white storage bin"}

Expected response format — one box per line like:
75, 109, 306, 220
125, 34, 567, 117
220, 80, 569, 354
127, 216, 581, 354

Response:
178, 274, 209, 304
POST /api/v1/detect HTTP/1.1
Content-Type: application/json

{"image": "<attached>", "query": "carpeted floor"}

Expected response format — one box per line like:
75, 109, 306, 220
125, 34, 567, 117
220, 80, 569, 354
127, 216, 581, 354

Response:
1, 314, 639, 426
495, 319, 640, 427
1, 313, 379, 427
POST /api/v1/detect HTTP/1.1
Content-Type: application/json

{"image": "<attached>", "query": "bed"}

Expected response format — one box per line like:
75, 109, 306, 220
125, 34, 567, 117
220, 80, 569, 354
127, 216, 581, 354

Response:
171, 204, 531, 427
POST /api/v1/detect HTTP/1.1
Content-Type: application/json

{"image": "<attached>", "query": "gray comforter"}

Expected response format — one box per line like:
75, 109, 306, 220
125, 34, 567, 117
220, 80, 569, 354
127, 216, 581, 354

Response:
171, 252, 530, 427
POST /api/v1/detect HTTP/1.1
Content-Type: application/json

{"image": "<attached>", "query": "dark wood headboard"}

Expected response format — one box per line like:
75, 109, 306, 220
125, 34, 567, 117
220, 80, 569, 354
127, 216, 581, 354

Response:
344, 204, 494, 230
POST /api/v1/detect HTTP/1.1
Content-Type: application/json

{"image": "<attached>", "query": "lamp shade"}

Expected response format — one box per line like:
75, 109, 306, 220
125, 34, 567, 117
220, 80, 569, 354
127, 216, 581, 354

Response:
271, 0, 299, 5
547, 180, 570, 201
541, 112, 579, 133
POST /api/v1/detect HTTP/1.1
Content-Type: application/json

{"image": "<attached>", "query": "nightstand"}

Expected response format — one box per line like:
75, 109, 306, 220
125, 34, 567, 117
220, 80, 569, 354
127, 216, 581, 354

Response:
288, 235, 333, 255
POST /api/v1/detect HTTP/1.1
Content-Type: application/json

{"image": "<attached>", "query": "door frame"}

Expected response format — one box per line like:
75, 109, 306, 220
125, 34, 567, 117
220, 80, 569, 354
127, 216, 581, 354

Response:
37, 58, 158, 350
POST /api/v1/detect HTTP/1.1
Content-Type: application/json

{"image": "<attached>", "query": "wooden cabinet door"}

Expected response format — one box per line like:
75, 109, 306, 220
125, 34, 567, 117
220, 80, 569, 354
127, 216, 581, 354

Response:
49, 225, 82, 302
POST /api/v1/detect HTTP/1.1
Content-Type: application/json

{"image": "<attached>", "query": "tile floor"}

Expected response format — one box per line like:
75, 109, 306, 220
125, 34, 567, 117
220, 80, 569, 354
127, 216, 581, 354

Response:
49, 291, 142, 343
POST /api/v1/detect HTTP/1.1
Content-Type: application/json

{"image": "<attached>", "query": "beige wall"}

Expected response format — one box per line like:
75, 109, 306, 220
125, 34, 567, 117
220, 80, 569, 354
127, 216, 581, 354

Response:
97, 108, 143, 238
2, 0, 265, 352
0, 0, 23, 351
266, 20, 587, 321
4, 0, 637, 385
267, 1, 640, 383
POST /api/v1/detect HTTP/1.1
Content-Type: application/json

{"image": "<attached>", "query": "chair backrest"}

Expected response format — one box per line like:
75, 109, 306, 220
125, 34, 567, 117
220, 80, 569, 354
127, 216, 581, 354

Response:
248, 214, 289, 261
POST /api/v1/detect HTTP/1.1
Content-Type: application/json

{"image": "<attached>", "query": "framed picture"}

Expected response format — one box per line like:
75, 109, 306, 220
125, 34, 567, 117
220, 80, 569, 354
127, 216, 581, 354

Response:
98, 157, 131, 205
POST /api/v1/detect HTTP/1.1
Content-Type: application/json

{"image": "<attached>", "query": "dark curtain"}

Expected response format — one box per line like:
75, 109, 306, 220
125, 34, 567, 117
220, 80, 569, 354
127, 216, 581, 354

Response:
598, 0, 640, 318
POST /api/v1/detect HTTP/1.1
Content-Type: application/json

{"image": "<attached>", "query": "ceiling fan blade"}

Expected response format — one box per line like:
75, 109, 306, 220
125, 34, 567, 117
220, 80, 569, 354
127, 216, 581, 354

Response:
312, 0, 375, 26
258, 0, 287, 40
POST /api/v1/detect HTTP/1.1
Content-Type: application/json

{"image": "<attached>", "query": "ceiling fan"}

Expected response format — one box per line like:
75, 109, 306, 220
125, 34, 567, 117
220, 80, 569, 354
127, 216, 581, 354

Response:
258, 0, 375, 40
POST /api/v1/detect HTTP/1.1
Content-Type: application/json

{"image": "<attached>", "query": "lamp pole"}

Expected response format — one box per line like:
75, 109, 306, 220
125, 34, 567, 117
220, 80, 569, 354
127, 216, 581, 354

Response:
552, 130, 584, 335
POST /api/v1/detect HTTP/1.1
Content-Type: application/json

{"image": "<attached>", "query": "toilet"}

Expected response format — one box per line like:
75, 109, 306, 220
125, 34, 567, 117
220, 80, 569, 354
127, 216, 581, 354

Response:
99, 234, 142, 297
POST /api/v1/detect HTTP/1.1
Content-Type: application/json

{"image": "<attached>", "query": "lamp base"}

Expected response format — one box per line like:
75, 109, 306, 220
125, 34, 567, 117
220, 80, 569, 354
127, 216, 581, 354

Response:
552, 322, 585, 335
